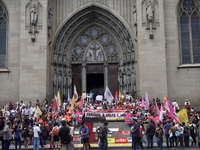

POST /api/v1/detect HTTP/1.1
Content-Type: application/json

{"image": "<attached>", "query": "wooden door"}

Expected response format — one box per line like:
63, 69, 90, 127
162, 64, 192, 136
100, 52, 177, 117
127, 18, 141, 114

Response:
108, 64, 119, 96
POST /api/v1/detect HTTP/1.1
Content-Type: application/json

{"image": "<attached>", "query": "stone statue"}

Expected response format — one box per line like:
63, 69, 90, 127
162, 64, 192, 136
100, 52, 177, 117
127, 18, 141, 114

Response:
133, 6, 137, 25
53, 68, 57, 86
57, 70, 62, 87
30, 4, 38, 26
146, 0, 154, 22
48, 8, 53, 29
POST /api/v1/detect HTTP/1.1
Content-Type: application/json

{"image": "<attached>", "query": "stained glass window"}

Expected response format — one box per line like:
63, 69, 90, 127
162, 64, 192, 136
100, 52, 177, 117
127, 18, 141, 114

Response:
0, 3, 7, 68
179, 0, 200, 64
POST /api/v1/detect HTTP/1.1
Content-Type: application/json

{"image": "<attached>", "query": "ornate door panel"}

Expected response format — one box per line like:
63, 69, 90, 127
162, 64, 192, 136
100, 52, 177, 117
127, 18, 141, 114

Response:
87, 64, 104, 73
72, 64, 82, 97
108, 64, 119, 96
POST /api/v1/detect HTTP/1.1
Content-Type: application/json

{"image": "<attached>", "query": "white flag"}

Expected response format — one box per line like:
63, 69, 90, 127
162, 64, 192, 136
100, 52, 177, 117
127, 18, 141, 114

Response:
104, 86, 114, 104
74, 85, 78, 101
159, 104, 164, 121
145, 92, 149, 110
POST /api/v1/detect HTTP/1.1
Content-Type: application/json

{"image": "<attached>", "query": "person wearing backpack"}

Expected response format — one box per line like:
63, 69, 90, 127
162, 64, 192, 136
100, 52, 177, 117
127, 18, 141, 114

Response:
52, 123, 59, 150
189, 121, 197, 146
96, 121, 110, 150
155, 123, 163, 149
183, 122, 190, 147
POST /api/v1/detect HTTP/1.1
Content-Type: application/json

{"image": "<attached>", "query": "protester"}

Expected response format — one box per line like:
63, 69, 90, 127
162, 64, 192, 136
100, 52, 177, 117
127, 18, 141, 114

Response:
58, 120, 73, 150
170, 122, 177, 147
164, 120, 171, 147
155, 123, 163, 149
146, 119, 156, 148
189, 121, 197, 146
131, 119, 143, 150
183, 122, 190, 147
14, 124, 22, 150
3, 121, 12, 150
96, 121, 109, 150
33, 123, 41, 150
79, 122, 90, 150
52, 123, 59, 150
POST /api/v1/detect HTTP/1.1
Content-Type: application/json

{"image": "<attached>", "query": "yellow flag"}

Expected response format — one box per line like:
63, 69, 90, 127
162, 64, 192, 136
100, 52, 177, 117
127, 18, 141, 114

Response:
119, 90, 122, 103
71, 95, 75, 110
57, 91, 61, 106
163, 96, 167, 103
34, 106, 42, 119
177, 108, 188, 125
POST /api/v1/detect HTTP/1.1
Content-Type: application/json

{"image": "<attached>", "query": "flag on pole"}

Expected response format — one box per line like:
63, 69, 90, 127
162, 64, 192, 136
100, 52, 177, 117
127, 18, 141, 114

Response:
74, 85, 78, 101
67, 88, 71, 105
57, 91, 61, 106
155, 101, 160, 115
71, 95, 75, 110
34, 106, 42, 119
104, 86, 114, 104
159, 104, 163, 121
163, 96, 167, 103
177, 108, 188, 125
79, 94, 84, 108
114, 91, 118, 104
53, 100, 58, 112
164, 97, 170, 112
119, 90, 122, 103
141, 98, 146, 108
145, 92, 149, 110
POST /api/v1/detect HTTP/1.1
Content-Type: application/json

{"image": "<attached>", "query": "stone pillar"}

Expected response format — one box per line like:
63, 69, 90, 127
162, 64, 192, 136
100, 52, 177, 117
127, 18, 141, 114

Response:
104, 62, 108, 89
19, 0, 48, 102
82, 63, 86, 92
136, 0, 168, 98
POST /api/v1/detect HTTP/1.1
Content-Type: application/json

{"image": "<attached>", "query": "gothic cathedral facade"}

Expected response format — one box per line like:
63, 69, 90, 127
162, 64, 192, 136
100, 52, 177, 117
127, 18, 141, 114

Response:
0, 0, 200, 108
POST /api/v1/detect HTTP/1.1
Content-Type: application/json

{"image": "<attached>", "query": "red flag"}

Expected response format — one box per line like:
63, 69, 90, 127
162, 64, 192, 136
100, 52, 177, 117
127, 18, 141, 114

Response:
53, 100, 58, 112
114, 91, 118, 104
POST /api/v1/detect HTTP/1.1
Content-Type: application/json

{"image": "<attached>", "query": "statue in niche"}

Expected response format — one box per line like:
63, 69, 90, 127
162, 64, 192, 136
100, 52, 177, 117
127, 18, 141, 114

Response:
131, 66, 136, 89
63, 56, 67, 66
54, 54, 58, 64
30, 2, 38, 42
58, 55, 62, 65
133, 6, 137, 26
118, 67, 123, 87
123, 72, 127, 92
146, 0, 154, 22
30, 4, 38, 26
63, 70, 67, 89
48, 8, 53, 44
53, 68, 57, 87
146, 0, 155, 39
57, 70, 62, 88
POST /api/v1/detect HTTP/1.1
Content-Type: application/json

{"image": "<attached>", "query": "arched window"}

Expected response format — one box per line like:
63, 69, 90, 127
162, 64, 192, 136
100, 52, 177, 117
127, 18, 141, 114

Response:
0, 3, 8, 68
179, 0, 200, 64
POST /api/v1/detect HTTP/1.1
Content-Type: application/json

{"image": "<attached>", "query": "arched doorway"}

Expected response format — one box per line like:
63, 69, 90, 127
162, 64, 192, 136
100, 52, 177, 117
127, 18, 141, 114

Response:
52, 6, 136, 99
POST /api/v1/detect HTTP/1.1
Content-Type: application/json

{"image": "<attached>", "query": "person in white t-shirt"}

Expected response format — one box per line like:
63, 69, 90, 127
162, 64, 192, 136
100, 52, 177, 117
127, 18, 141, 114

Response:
33, 123, 41, 150
30, 105, 36, 116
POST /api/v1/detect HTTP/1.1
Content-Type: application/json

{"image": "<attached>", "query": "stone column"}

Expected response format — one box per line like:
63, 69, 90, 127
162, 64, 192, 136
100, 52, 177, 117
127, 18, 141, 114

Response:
82, 63, 86, 92
104, 62, 108, 89
136, 0, 167, 98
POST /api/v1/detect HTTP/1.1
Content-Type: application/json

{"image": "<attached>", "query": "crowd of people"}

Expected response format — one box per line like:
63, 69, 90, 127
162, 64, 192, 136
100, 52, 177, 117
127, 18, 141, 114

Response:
0, 93, 199, 150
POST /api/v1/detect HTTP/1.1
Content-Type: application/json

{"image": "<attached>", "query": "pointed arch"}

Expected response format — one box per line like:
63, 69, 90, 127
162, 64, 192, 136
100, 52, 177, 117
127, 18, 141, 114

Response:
178, 0, 200, 64
0, 2, 8, 68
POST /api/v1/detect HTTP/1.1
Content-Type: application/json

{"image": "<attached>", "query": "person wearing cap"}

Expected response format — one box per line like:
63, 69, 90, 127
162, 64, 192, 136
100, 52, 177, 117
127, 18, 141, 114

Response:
79, 122, 89, 150
96, 121, 110, 150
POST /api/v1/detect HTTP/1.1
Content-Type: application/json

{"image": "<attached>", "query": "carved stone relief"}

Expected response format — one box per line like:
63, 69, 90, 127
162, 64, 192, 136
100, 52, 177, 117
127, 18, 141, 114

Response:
25, 0, 42, 42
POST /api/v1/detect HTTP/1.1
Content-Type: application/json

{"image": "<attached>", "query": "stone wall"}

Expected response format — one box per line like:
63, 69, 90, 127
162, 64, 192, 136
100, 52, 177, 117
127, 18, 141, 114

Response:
164, 0, 200, 109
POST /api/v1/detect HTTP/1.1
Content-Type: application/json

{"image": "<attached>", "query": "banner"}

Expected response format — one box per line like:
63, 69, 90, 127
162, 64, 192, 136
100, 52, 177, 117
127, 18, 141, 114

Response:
74, 85, 78, 101
85, 109, 128, 120
177, 108, 188, 125
34, 106, 42, 119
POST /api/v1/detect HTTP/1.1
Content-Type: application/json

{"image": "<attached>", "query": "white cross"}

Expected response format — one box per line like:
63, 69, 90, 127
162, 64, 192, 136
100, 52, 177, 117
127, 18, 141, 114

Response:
15, 101, 20, 109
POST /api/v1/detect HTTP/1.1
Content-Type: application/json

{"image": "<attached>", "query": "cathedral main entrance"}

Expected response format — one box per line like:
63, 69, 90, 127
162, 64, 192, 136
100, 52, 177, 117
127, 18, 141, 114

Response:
52, 6, 136, 99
